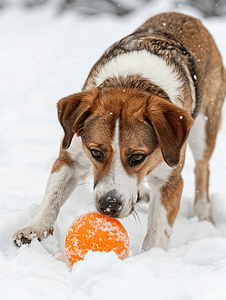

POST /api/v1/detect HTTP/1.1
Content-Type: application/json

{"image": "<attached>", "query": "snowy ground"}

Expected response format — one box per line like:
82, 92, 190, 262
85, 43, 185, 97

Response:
1, 0, 226, 299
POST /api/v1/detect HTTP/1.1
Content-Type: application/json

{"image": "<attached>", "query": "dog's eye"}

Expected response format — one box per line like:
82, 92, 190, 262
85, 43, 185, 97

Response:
130, 154, 146, 166
91, 149, 103, 162
132, 154, 144, 161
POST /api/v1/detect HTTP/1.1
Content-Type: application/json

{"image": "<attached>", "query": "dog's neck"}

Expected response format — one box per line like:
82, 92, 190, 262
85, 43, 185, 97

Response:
98, 75, 170, 102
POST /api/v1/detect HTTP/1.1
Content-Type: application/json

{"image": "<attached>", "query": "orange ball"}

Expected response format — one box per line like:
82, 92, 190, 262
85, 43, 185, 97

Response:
65, 212, 130, 266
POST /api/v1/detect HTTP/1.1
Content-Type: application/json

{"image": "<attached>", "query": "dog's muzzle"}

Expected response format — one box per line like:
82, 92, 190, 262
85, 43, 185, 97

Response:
97, 189, 122, 217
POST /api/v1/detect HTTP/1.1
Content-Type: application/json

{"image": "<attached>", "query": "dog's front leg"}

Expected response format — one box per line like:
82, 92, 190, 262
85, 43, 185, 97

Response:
142, 169, 183, 251
13, 141, 90, 247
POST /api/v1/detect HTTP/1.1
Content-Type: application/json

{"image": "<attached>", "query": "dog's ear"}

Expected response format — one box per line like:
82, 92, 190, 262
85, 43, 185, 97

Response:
57, 88, 99, 150
146, 96, 194, 167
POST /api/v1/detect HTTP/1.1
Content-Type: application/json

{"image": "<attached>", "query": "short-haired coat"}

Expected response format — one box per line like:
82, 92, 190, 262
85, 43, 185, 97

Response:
13, 12, 226, 252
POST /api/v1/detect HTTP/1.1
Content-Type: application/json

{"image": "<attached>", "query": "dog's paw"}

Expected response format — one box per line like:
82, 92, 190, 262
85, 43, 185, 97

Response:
13, 225, 54, 247
193, 198, 213, 222
193, 212, 213, 223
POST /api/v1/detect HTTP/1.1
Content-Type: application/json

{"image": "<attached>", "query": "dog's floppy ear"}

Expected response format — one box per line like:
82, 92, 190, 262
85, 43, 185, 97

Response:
57, 88, 99, 150
146, 96, 194, 167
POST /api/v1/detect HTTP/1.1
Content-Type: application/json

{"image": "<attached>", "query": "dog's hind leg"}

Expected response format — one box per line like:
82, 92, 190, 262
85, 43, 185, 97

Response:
188, 67, 226, 221
188, 112, 212, 221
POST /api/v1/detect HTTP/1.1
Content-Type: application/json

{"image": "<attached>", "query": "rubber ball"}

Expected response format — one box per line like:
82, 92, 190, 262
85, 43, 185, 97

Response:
65, 212, 130, 266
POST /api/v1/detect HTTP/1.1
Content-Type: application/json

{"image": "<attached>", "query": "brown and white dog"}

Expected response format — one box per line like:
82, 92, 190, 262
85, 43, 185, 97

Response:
13, 12, 226, 251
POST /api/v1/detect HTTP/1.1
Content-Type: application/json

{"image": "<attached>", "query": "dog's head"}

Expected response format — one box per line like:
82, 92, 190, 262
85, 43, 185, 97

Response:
57, 87, 193, 218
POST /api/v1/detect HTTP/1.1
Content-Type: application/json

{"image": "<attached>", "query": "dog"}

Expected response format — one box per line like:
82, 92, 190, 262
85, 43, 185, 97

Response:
13, 12, 226, 251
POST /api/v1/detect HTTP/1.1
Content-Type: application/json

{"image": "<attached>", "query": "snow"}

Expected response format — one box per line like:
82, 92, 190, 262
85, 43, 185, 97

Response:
1, 0, 226, 299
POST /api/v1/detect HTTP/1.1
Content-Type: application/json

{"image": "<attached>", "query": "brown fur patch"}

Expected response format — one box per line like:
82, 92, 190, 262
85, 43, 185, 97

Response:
70, 87, 194, 187
161, 173, 184, 227
146, 96, 193, 167
57, 88, 99, 150
160, 144, 187, 227
82, 140, 114, 187
51, 150, 73, 173
164, 230, 169, 239
194, 160, 210, 203
99, 75, 170, 102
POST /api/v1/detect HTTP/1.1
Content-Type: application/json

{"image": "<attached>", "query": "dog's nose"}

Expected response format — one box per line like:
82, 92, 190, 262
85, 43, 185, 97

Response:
98, 190, 122, 217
